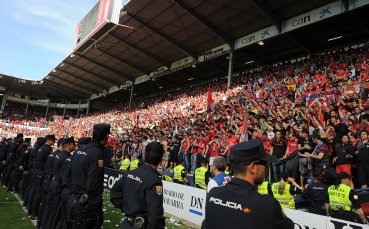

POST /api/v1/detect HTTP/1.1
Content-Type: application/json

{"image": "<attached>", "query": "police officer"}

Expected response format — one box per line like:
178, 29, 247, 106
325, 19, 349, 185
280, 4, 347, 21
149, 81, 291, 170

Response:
0, 138, 10, 183
8, 137, 31, 192
172, 158, 187, 184
194, 156, 210, 190
70, 123, 111, 229
207, 156, 231, 192
110, 142, 165, 229
204, 139, 294, 229
327, 172, 368, 224
44, 137, 76, 229
2, 133, 23, 186
23, 137, 45, 208
28, 134, 56, 219
301, 170, 329, 216
120, 155, 131, 172
59, 137, 90, 229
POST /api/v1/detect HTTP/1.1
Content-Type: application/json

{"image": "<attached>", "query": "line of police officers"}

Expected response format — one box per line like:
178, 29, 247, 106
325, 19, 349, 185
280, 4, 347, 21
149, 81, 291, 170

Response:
1, 130, 368, 228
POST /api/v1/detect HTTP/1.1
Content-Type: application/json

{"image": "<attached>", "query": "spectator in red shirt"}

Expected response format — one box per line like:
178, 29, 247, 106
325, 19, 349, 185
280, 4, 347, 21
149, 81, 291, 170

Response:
284, 133, 298, 158
261, 132, 272, 155
222, 130, 239, 156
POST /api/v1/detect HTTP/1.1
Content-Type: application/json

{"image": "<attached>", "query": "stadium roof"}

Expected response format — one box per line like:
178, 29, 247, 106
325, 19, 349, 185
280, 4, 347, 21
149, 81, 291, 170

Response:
1, 0, 368, 102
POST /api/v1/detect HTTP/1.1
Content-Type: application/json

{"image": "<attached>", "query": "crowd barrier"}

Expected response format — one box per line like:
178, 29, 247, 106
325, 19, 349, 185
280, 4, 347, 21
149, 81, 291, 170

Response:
105, 168, 369, 228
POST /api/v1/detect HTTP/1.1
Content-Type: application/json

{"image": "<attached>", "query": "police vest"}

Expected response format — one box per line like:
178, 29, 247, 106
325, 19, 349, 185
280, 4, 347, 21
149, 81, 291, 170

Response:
272, 182, 295, 209
195, 167, 208, 190
212, 173, 231, 187
130, 159, 139, 171
328, 184, 352, 211
120, 159, 130, 171
173, 164, 185, 182
258, 181, 269, 195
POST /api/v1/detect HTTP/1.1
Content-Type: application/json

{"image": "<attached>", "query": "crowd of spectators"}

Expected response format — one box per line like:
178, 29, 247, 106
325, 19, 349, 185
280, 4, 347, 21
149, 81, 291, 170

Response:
1, 43, 369, 189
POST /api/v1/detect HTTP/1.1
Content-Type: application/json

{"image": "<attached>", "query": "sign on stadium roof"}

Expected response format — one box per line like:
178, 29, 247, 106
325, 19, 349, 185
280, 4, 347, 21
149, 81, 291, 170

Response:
235, 0, 343, 50
73, 0, 122, 51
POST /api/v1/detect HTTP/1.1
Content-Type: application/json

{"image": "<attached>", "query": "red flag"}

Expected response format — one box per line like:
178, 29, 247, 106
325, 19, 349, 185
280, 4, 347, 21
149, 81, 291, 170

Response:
207, 84, 212, 109
75, 118, 83, 139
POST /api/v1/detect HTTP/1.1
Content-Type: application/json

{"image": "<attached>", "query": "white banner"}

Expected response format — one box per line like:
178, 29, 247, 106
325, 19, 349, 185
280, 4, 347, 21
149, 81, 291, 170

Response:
282, 1, 342, 33
235, 25, 278, 49
162, 181, 206, 226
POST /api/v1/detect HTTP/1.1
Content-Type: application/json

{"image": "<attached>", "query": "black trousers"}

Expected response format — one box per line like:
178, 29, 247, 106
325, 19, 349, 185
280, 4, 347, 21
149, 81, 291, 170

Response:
43, 193, 61, 229
8, 168, 23, 191
70, 199, 103, 229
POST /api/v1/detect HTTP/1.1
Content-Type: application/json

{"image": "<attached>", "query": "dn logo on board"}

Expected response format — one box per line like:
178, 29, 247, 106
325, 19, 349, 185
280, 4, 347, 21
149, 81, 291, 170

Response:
189, 196, 204, 216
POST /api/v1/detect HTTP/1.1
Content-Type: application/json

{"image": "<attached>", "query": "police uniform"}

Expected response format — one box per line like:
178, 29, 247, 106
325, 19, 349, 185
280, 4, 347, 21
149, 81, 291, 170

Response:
301, 180, 328, 215
70, 124, 110, 228
8, 138, 30, 192
110, 142, 165, 229
44, 137, 75, 229
2, 134, 23, 186
205, 139, 294, 229
328, 173, 361, 221
28, 135, 56, 218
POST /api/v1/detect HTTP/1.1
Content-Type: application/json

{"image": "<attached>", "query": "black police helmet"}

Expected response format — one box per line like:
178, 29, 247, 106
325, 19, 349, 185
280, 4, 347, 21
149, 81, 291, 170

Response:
144, 142, 164, 166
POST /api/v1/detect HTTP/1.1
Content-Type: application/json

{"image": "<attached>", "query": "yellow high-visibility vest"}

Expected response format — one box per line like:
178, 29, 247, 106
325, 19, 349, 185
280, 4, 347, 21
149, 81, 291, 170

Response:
328, 184, 352, 211
195, 167, 208, 190
173, 164, 185, 182
272, 182, 295, 209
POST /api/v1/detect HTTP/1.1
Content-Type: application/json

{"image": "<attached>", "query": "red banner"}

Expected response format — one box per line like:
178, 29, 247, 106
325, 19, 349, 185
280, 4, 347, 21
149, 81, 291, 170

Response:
96, 0, 111, 28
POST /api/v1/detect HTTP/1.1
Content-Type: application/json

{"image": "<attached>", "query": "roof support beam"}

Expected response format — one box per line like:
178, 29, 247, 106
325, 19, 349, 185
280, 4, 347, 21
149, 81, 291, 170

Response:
127, 13, 198, 59
250, 0, 282, 32
76, 53, 136, 83
55, 67, 105, 92
96, 47, 150, 75
43, 80, 88, 99
41, 83, 72, 100
171, 0, 233, 45
63, 60, 117, 87
109, 33, 171, 67
48, 74, 97, 95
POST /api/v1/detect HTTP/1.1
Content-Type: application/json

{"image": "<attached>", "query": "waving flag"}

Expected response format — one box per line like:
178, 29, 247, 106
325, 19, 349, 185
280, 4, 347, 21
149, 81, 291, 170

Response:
75, 118, 83, 139
207, 84, 212, 109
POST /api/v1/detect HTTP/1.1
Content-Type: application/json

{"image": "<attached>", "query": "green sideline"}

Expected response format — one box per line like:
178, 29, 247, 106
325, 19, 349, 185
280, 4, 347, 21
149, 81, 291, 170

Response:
0, 187, 190, 229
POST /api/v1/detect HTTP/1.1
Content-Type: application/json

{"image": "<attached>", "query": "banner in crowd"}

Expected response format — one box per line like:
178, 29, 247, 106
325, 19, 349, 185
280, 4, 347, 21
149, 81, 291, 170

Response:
103, 168, 369, 228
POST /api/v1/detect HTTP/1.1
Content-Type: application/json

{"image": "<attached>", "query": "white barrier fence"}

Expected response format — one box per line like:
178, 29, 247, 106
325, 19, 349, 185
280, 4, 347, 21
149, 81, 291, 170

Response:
104, 169, 369, 228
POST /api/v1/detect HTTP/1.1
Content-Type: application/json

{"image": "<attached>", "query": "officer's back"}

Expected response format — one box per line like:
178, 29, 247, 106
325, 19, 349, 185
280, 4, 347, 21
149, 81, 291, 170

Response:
205, 139, 294, 229
110, 142, 165, 229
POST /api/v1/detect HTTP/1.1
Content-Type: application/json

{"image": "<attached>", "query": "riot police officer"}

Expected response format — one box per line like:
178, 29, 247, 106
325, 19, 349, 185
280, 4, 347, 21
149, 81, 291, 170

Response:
110, 142, 165, 229
301, 170, 329, 216
204, 139, 294, 229
23, 137, 45, 207
28, 134, 56, 219
2, 133, 23, 186
44, 137, 76, 229
7, 137, 31, 192
70, 123, 111, 229
59, 137, 90, 229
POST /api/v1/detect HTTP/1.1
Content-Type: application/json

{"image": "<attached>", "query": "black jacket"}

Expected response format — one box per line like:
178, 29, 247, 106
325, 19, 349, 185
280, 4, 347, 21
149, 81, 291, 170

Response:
110, 163, 165, 229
